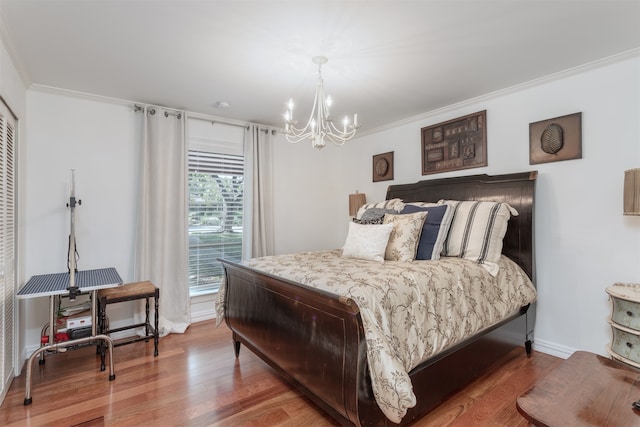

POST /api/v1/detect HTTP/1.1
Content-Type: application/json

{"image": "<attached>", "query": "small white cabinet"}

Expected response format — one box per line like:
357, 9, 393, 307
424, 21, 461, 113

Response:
606, 283, 640, 368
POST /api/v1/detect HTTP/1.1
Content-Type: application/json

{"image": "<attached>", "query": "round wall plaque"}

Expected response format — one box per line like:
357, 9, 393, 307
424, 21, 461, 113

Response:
540, 123, 564, 154
372, 151, 394, 182
375, 158, 389, 176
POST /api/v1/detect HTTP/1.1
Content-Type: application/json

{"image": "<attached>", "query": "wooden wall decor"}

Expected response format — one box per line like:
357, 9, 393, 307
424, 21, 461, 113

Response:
372, 151, 394, 182
421, 110, 487, 175
529, 112, 582, 165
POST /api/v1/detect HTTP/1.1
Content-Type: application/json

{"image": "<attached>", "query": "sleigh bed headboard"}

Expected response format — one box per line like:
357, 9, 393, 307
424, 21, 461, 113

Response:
386, 171, 537, 281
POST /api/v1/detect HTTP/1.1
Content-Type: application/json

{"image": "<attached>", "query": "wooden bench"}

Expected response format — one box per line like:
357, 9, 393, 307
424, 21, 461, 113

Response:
97, 281, 159, 362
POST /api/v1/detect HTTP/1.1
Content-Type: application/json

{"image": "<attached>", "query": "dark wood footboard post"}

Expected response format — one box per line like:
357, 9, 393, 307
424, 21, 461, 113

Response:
232, 332, 241, 357
522, 304, 533, 357
525, 339, 532, 356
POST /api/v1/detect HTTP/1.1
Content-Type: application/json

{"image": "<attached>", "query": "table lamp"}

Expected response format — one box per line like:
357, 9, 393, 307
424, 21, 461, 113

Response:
624, 168, 640, 215
349, 192, 366, 217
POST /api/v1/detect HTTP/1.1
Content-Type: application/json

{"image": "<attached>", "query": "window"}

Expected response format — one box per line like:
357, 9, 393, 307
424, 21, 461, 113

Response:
187, 119, 244, 294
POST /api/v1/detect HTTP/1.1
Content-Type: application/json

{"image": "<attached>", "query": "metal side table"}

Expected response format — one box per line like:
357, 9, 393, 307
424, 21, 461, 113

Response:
17, 267, 122, 405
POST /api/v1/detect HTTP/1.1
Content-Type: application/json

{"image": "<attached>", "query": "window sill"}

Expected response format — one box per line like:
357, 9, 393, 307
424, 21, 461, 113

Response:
190, 288, 218, 298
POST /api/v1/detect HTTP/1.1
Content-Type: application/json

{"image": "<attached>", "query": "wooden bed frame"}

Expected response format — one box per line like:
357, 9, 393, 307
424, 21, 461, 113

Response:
220, 171, 537, 426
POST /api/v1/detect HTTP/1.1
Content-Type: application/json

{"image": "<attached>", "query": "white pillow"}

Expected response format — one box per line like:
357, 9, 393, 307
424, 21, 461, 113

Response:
439, 200, 518, 275
342, 221, 393, 262
382, 211, 428, 262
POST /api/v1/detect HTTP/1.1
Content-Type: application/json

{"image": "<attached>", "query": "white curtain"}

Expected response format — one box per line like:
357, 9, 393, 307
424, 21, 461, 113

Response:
135, 106, 190, 335
243, 126, 274, 259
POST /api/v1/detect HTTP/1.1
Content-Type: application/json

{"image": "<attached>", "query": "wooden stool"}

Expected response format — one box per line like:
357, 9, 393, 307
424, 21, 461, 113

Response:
97, 281, 159, 363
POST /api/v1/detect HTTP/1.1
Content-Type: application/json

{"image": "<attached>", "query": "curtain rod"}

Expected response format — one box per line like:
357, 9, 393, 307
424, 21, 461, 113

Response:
135, 104, 279, 134
259, 127, 277, 135
134, 104, 182, 119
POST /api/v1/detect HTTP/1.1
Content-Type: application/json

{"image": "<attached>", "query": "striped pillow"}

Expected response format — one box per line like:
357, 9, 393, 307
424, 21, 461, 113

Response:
439, 200, 518, 275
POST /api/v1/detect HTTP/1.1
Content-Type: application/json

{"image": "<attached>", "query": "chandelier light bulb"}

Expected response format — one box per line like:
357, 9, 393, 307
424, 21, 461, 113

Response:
283, 56, 360, 149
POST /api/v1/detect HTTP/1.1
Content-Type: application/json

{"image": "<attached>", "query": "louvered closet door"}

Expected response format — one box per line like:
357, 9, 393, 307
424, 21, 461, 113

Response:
0, 99, 16, 404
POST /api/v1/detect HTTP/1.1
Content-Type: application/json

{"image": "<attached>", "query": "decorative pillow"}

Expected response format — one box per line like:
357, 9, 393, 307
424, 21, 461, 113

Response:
401, 203, 453, 260
355, 198, 404, 219
439, 200, 518, 275
342, 221, 394, 262
358, 207, 397, 224
353, 216, 385, 225
382, 211, 428, 262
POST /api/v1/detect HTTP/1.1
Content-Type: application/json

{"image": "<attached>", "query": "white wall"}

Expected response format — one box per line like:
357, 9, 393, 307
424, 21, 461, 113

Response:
21, 90, 140, 358
272, 137, 348, 255
272, 53, 640, 358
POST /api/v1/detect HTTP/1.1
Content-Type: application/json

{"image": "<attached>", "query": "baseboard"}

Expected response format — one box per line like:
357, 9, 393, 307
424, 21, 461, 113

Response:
532, 338, 574, 359
190, 292, 217, 323
191, 309, 216, 323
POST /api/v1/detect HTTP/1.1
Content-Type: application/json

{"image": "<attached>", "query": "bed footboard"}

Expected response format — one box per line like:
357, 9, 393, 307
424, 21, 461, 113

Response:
221, 259, 372, 425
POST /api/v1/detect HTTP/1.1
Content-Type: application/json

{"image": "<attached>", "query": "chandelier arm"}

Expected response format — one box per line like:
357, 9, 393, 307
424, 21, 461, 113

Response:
324, 129, 355, 145
285, 131, 318, 144
327, 120, 353, 135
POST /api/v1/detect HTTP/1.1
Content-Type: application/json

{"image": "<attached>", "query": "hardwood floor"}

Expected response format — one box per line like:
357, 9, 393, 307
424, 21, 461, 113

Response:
0, 320, 561, 426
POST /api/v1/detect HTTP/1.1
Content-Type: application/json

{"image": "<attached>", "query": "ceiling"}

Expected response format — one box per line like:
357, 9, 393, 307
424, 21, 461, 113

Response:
1, 1, 639, 133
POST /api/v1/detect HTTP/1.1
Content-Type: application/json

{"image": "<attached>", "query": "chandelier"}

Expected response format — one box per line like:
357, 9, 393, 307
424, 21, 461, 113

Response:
284, 56, 359, 149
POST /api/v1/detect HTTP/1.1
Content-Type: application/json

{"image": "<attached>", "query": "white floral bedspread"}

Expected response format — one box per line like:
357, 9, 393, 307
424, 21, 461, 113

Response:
215, 250, 536, 423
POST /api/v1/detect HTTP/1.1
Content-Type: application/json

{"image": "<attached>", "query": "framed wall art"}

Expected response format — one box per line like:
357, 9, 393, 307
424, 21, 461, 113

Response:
529, 112, 582, 165
421, 110, 487, 175
372, 151, 394, 182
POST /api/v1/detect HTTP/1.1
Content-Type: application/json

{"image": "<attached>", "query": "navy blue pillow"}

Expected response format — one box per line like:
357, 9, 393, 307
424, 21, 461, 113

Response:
400, 204, 449, 260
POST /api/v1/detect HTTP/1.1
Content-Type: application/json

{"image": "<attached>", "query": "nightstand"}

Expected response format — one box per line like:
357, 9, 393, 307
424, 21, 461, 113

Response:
606, 282, 640, 369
